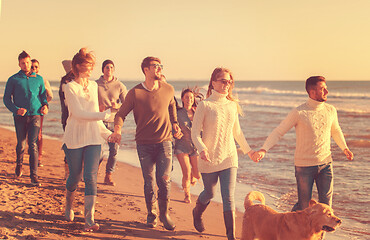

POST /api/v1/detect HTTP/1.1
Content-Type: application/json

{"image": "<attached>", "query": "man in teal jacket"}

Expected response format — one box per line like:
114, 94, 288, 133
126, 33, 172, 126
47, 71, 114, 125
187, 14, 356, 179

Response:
3, 51, 49, 186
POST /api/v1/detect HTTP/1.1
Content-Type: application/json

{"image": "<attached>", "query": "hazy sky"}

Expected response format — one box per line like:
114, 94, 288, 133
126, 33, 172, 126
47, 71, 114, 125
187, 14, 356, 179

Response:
1, 0, 369, 81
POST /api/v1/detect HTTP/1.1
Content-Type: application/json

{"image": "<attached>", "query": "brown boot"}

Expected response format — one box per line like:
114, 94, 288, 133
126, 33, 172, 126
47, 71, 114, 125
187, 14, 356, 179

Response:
193, 199, 209, 232
84, 195, 99, 232
104, 172, 116, 186
65, 190, 75, 221
158, 198, 176, 230
15, 164, 23, 178
223, 211, 236, 240
145, 200, 158, 228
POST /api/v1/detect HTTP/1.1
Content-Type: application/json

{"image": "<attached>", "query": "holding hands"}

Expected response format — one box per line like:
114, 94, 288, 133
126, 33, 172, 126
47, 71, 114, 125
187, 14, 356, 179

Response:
247, 149, 256, 162
236, 148, 258, 163
108, 125, 122, 144
217, 148, 265, 163
108, 132, 121, 143
251, 149, 266, 163
173, 123, 183, 139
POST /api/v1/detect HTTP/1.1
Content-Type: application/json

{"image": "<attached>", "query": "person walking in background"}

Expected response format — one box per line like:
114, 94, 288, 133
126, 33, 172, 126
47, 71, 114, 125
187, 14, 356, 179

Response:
253, 76, 354, 212
3, 51, 49, 186
109, 56, 182, 231
59, 60, 74, 179
191, 67, 256, 240
174, 87, 203, 203
96, 59, 127, 186
31, 59, 53, 167
62, 48, 111, 232
160, 74, 180, 109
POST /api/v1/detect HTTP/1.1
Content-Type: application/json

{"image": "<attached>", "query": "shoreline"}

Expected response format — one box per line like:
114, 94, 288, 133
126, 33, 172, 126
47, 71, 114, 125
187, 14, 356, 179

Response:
0, 126, 245, 239
0, 125, 360, 239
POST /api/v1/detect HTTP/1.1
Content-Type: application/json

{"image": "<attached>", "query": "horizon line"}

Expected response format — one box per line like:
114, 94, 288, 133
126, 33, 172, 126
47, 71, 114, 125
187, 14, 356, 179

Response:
0, 79, 369, 83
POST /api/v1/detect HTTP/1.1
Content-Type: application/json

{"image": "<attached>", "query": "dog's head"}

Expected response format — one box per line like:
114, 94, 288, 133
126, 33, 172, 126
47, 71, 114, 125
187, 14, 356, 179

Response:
305, 200, 342, 233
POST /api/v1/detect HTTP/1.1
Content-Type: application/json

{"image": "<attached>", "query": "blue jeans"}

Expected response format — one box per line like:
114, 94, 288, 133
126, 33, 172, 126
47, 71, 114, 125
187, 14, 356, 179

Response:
14, 115, 41, 178
101, 122, 118, 173
63, 144, 101, 196
198, 167, 237, 212
136, 141, 172, 204
292, 162, 333, 211
105, 142, 118, 173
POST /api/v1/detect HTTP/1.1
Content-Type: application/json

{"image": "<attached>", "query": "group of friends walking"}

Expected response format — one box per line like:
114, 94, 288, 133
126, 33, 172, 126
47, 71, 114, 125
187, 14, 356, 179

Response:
3, 48, 353, 239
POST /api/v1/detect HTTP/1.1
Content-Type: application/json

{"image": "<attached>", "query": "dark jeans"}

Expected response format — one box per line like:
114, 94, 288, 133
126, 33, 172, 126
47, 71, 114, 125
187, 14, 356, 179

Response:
292, 162, 334, 211
136, 141, 172, 204
14, 115, 41, 178
100, 122, 118, 173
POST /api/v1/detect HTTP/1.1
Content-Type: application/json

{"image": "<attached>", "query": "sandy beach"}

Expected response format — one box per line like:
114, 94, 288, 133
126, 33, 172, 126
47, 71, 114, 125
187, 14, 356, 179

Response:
0, 126, 245, 240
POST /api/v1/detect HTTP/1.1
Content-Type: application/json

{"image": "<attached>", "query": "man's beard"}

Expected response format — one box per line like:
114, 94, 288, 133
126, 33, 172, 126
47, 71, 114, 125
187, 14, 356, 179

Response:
317, 96, 327, 102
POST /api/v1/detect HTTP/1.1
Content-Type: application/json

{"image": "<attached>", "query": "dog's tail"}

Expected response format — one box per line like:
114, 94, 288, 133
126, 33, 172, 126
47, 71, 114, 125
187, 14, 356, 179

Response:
244, 191, 265, 209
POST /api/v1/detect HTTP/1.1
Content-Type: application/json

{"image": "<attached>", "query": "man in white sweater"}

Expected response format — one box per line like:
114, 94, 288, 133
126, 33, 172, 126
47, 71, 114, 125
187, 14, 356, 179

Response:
254, 76, 353, 211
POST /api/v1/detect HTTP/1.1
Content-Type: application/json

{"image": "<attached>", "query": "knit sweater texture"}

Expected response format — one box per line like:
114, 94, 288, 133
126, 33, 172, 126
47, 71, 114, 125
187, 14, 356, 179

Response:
262, 98, 348, 167
114, 82, 177, 144
63, 80, 111, 149
191, 90, 251, 173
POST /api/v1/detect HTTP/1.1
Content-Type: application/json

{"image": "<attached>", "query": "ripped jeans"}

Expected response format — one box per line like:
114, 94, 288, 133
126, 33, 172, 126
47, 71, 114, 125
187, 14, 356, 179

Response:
136, 141, 172, 204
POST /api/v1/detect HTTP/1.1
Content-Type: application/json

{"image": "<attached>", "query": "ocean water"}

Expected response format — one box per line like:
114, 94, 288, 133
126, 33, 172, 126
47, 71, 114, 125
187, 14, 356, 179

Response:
0, 80, 369, 239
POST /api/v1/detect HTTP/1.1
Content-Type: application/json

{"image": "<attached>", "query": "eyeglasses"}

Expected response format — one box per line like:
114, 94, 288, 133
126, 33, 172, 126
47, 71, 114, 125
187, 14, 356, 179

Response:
214, 79, 233, 85
150, 64, 164, 70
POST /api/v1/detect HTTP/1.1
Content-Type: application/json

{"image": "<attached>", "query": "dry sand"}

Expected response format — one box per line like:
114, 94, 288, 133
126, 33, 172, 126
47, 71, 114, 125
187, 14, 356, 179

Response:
0, 127, 244, 239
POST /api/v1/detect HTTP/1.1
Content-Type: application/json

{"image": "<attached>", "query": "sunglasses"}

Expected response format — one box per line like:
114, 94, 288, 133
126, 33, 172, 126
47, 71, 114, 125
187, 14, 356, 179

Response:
214, 79, 233, 85
150, 64, 164, 70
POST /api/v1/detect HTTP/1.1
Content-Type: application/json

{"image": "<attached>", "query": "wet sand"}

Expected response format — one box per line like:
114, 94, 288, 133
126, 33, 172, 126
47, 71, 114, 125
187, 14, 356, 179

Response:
0, 127, 244, 239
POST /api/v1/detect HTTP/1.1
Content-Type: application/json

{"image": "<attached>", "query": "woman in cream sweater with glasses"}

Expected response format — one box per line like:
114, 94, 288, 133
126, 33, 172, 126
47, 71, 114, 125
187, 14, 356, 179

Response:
191, 67, 257, 240
62, 48, 111, 232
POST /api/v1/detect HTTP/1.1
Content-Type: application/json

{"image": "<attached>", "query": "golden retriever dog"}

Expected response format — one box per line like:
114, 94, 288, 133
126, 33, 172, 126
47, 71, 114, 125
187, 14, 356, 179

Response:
241, 191, 342, 240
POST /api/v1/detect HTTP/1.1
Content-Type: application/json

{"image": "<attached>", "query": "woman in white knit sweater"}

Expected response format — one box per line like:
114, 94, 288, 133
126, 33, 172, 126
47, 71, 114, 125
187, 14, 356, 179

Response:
62, 48, 111, 232
191, 67, 256, 240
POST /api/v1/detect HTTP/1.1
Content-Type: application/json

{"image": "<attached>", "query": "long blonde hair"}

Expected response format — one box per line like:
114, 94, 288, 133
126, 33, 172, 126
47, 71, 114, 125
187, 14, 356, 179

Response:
206, 67, 243, 115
